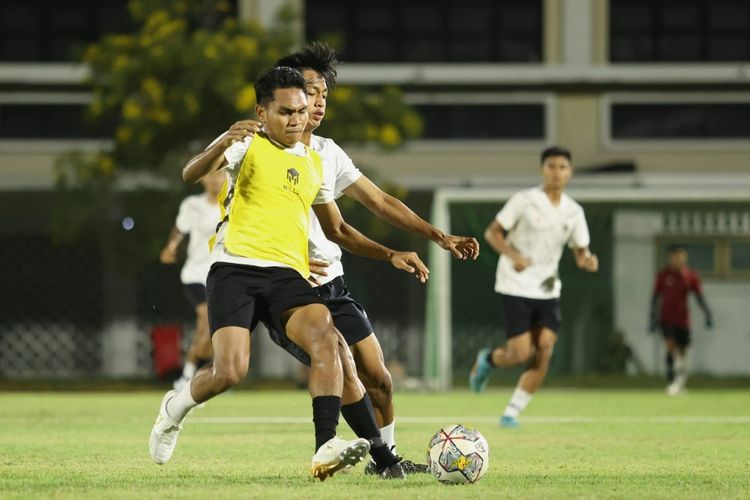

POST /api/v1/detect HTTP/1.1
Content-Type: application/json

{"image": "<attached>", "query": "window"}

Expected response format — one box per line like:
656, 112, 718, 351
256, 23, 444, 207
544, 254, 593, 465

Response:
730, 241, 750, 275
0, 103, 113, 139
306, 0, 542, 63
611, 103, 750, 140
414, 103, 545, 140
0, 0, 133, 61
610, 0, 750, 62
657, 237, 750, 280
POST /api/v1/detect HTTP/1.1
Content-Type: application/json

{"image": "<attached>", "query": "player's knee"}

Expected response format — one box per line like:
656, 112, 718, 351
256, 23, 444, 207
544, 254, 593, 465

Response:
213, 360, 247, 390
304, 306, 335, 343
507, 346, 532, 364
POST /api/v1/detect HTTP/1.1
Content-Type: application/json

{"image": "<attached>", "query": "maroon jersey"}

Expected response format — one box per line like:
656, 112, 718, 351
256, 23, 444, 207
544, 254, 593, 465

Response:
653, 267, 703, 329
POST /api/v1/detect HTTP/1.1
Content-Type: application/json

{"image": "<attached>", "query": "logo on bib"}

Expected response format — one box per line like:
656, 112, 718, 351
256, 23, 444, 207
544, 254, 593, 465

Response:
284, 168, 300, 194
287, 168, 299, 185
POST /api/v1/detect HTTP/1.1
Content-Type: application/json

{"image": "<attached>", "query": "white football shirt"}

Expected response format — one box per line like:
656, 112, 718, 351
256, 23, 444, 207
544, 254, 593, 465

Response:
494, 186, 590, 299
175, 193, 222, 285
307, 135, 363, 285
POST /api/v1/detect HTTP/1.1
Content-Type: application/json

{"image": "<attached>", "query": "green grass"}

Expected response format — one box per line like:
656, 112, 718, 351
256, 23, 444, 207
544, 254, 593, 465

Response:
1, 388, 749, 499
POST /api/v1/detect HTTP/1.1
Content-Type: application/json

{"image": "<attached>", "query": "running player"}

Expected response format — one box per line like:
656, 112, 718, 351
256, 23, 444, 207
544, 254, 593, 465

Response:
649, 245, 713, 395
159, 169, 225, 390
469, 145, 598, 428
149, 67, 428, 480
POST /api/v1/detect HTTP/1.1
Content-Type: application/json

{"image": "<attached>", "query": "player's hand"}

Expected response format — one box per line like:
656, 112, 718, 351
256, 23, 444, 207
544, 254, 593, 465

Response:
440, 235, 480, 260
512, 255, 531, 272
220, 120, 262, 148
159, 246, 177, 264
309, 259, 330, 277
580, 254, 599, 272
705, 316, 714, 330
389, 251, 430, 283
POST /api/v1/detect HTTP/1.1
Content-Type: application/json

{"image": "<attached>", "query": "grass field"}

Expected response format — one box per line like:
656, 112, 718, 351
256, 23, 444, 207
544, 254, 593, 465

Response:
1, 388, 749, 499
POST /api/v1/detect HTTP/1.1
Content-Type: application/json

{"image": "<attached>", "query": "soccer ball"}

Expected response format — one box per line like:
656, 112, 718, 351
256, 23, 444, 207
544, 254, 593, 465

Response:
426, 424, 489, 484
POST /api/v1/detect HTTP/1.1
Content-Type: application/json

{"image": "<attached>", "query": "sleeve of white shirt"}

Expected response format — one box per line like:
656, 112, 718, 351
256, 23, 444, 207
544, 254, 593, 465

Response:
568, 208, 591, 248
329, 140, 363, 198
495, 193, 524, 230
174, 198, 192, 234
223, 135, 253, 171
313, 177, 335, 205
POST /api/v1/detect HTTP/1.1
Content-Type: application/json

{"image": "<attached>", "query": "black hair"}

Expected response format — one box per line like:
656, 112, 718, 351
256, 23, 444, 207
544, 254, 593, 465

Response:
275, 41, 339, 89
667, 244, 686, 254
254, 66, 306, 106
541, 145, 572, 164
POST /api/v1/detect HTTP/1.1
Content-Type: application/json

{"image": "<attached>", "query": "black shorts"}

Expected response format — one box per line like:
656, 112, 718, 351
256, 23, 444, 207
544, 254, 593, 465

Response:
661, 324, 691, 347
317, 276, 373, 346
206, 263, 324, 363
265, 276, 373, 366
183, 283, 207, 307
503, 294, 561, 338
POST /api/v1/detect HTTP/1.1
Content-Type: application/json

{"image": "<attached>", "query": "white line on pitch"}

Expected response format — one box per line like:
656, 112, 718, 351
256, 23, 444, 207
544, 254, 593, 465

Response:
188, 416, 750, 425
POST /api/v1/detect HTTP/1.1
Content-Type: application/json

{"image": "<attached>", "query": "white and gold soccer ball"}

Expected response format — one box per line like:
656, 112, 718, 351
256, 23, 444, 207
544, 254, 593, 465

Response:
426, 424, 489, 484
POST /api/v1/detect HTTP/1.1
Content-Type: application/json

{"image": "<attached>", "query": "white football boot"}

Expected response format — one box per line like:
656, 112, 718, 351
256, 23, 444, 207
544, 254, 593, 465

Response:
310, 437, 370, 481
149, 390, 187, 464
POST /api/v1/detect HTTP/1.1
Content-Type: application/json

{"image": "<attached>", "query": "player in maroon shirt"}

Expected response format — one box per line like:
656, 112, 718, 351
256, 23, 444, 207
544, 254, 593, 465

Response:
649, 245, 713, 395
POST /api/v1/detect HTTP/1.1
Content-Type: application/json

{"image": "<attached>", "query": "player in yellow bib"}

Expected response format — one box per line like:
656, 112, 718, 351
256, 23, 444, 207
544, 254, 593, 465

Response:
149, 67, 428, 480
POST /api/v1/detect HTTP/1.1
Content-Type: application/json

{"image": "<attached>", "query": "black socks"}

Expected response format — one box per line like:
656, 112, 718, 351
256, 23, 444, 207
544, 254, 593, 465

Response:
341, 395, 398, 469
486, 350, 496, 367
666, 353, 674, 382
312, 395, 341, 451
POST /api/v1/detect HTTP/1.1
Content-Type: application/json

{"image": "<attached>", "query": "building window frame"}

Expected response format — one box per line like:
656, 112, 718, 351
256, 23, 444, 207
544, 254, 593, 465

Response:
601, 92, 750, 151
403, 91, 555, 151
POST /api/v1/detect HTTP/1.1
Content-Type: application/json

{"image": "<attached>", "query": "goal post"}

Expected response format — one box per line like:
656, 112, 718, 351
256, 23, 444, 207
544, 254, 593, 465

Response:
424, 188, 517, 390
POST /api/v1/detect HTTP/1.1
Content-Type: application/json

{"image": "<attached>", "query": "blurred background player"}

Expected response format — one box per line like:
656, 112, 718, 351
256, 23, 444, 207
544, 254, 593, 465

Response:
469, 146, 598, 427
159, 169, 226, 390
650, 245, 713, 396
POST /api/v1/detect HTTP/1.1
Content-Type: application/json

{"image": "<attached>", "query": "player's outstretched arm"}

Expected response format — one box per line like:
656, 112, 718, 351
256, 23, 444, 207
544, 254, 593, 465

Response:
159, 226, 185, 264
312, 201, 430, 283
648, 292, 660, 333
182, 120, 262, 183
484, 220, 530, 272
573, 247, 599, 272
695, 293, 713, 329
343, 176, 479, 260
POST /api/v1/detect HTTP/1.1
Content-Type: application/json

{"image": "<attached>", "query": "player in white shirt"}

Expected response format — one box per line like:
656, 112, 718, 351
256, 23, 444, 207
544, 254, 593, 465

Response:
470, 146, 599, 428
159, 170, 225, 390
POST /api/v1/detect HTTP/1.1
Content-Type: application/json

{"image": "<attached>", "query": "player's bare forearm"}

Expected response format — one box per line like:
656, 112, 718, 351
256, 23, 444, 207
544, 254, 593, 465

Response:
345, 178, 440, 241
574, 247, 599, 272
484, 221, 518, 259
313, 201, 429, 281
183, 121, 261, 183
343, 177, 482, 259
183, 138, 227, 183
160, 226, 184, 264
695, 293, 713, 326
313, 201, 389, 260
328, 221, 392, 261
